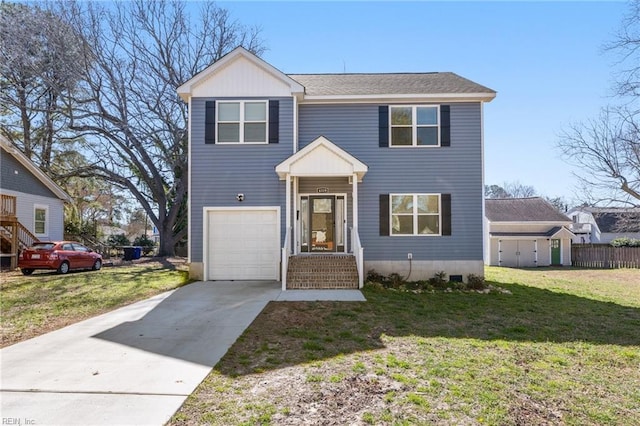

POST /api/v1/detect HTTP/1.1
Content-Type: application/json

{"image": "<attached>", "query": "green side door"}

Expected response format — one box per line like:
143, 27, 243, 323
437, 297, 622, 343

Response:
551, 239, 561, 265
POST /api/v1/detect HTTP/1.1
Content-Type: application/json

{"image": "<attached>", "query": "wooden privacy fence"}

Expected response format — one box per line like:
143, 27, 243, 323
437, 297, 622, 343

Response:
572, 244, 640, 269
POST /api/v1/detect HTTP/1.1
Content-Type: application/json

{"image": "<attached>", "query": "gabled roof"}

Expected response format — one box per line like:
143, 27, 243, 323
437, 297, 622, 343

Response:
177, 47, 304, 101
177, 47, 496, 103
485, 197, 571, 223
275, 136, 368, 181
0, 135, 72, 202
288, 73, 496, 98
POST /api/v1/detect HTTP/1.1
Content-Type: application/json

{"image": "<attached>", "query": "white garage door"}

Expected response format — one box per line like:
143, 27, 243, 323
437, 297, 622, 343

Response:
206, 208, 279, 280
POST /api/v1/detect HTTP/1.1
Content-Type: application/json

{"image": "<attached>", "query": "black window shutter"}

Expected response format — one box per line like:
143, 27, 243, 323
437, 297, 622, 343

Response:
441, 193, 451, 236
269, 100, 279, 144
205, 101, 216, 144
440, 105, 450, 147
379, 106, 389, 147
379, 194, 390, 236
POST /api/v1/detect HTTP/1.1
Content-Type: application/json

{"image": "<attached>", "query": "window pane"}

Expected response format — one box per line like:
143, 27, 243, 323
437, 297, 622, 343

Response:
392, 215, 413, 234
391, 195, 413, 214
245, 102, 266, 121
218, 123, 240, 142
417, 195, 439, 213
35, 221, 45, 234
35, 209, 46, 221
391, 127, 412, 146
417, 107, 438, 125
218, 103, 240, 121
418, 215, 440, 234
391, 107, 412, 125
244, 123, 266, 142
417, 127, 438, 146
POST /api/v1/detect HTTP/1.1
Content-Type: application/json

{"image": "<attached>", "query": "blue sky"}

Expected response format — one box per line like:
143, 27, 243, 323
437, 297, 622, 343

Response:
219, 1, 627, 204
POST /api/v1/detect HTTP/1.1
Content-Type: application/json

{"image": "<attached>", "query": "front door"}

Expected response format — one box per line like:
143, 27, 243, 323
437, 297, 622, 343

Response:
300, 195, 345, 253
551, 239, 561, 265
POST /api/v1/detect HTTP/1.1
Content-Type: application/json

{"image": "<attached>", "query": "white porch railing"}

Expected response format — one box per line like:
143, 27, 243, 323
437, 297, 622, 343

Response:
351, 227, 364, 288
281, 227, 291, 290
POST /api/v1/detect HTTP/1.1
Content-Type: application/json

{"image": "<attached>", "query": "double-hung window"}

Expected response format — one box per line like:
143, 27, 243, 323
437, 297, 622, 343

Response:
34, 205, 48, 236
390, 105, 440, 146
390, 194, 441, 235
217, 101, 268, 144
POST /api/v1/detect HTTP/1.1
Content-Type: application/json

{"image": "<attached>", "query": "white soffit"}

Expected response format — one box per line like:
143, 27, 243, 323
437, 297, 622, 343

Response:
276, 136, 368, 181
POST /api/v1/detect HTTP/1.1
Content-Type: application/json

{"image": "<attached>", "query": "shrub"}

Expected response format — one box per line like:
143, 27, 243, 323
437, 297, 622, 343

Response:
610, 237, 640, 247
466, 274, 487, 290
107, 233, 130, 248
133, 234, 156, 255
428, 271, 448, 289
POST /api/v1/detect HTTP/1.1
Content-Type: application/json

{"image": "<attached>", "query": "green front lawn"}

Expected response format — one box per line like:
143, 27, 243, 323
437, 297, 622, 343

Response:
1, 260, 190, 347
171, 267, 640, 425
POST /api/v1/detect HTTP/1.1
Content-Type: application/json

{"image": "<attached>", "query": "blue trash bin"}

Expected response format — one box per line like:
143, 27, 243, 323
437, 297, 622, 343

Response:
133, 246, 142, 260
123, 246, 135, 261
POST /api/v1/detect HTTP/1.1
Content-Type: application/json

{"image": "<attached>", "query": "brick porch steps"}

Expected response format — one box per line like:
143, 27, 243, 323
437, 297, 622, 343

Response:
286, 254, 359, 289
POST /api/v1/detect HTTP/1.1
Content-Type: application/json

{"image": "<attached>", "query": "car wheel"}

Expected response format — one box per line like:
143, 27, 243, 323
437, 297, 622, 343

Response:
21, 268, 34, 276
92, 259, 102, 271
57, 261, 70, 274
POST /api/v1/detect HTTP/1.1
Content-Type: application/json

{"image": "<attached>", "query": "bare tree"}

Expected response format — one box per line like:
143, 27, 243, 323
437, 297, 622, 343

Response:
59, 0, 264, 256
0, 2, 84, 169
558, 107, 640, 206
485, 182, 537, 198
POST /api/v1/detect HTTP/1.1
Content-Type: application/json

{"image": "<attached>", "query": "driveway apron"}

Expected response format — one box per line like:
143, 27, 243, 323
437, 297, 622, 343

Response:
0, 281, 282, 426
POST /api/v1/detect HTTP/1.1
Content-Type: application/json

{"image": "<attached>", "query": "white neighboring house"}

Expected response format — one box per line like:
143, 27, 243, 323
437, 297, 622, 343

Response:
567, 207, 640, 244
485, 197, 574, 267
0, 136, 71, 269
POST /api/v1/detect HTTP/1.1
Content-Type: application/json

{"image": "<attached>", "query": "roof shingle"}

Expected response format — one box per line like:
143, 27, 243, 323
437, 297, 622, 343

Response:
485, 197, 571, 222
287, 73, 496, 96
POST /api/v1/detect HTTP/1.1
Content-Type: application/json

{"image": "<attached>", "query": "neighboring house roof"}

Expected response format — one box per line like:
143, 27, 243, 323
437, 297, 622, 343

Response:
570, 207, 640, 233
0, 135, 72, 202
288, 73, 496, 97
485, 197, 571, 222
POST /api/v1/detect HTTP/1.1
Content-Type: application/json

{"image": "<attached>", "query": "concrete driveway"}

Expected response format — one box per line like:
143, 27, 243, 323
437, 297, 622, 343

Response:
0, 281, 365, 425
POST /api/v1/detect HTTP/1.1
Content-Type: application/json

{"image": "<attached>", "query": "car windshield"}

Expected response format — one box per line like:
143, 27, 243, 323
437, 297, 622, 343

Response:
30, 243, 56, 250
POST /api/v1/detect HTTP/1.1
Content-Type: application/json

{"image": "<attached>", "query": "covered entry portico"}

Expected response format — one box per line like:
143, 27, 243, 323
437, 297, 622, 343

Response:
275, 136, 368, 289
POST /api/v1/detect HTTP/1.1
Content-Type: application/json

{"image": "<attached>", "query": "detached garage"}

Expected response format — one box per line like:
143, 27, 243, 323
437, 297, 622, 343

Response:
485, 198, 574, 267
204, 207, 280, 281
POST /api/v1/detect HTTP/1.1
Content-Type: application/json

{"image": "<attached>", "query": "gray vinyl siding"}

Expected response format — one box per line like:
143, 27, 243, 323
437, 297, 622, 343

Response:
190, 97, 294, 262
1, 148, 58, 198
0, 188, 65, 241
298, 102, 484, 261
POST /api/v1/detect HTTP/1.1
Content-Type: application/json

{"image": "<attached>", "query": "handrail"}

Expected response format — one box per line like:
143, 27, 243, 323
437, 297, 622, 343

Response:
281, 227, 292, 290
17, 221, 39, 248
1, 194, 17, 217
350, 226, 364, 288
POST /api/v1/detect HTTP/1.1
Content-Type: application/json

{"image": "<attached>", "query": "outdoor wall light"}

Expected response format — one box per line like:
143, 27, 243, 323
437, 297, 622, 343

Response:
237, 193, 244, 202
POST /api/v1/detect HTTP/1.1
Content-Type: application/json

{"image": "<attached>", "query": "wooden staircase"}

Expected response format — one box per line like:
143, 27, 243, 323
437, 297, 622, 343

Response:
1, 194, 39, 270
286, 255, 359, 289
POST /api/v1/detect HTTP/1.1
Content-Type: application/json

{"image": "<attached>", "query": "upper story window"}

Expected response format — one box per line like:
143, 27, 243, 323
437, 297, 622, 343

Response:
217, 101, 268, 144
390, 105, 440, 147
391, 194, 441, 235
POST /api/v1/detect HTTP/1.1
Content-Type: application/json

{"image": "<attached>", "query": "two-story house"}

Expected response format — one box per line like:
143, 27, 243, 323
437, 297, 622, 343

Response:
178, 47, 496, 288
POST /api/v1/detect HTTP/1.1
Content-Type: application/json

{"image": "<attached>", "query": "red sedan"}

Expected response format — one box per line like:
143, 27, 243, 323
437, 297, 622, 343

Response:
18, 241, 103, 276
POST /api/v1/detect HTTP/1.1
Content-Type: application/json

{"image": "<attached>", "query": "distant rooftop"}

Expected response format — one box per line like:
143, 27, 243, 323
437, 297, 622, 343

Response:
485, 197, 571, 222
288, 73, 496, 97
